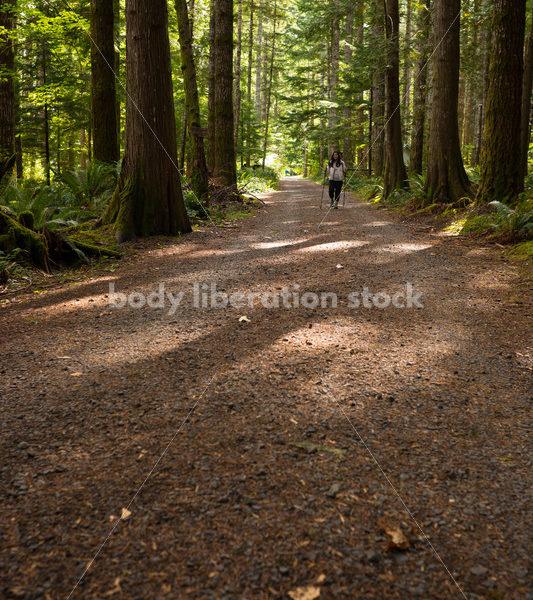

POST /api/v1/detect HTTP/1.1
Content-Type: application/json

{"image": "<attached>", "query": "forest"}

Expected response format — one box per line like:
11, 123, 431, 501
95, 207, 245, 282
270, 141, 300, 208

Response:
0, 1, 531, 599
0, 0, 532, 278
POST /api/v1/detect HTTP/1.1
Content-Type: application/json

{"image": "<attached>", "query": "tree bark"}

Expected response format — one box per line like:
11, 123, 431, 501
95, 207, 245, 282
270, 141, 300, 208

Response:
328, 0, 339, 156
0, 0, 15, 176
213, 0, 237, 187
383, 0, 408, 196
409, 0, 431, 175
462, 0, 479, 162
113, 0, 121, 152
90, 0, 119, 164
207, 0, 216, 173
342, 4, 354, 167
255, 16, 262, 113
520, 5, 533, 178
175, 0, 209, 203
476, 0, 526, 205
472, 0, 492, 166
103, 0, 191, 239
234, 0, 243, 154
261, 0, 277, 169
246, 0, 254, 166
371, 0, 386, 177
425, 0, 471, 203
402, 0, 413, 131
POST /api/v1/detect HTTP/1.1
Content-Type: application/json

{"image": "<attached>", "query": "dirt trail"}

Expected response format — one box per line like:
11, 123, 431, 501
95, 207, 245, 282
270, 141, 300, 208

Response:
1, 178, 531, 599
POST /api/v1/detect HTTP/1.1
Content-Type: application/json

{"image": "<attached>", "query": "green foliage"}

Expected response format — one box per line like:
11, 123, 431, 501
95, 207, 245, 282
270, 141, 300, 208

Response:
60, 161, 118, 210
0, 162, 117, 232
507, 240, 533, 260
238, 166, 279, 194
0, 248, 28, 284
461, 199, 533, 240
183, 190, 209, 219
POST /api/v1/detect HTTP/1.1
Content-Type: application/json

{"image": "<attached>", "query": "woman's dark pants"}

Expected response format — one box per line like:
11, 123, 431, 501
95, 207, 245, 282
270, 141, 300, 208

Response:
329, 180, 343, 203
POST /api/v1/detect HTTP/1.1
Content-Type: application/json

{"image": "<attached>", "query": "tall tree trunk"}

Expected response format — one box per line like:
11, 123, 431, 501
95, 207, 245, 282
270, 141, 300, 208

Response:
90, 0, 119, 164
383, 0, 408, 196
476, 0, 526, 205
372, 0, 385, 177
342, 5, 354, 167
0, 0, 15, 177
56, 118, 61, 176
328, 0, 339, 156
463, 0, 477, 162
319, 65, 326, 168
402, 0, 413, 132
457, 76, 466, 151
255, 17, 262, 114
113, 0, 121, 152
42, 46, 50, 185
246, 0, 254, 166
234, 0, 242, 154
261, 0, 277, 169
356, 18, 365, 167
207, 0, 216, 172
103, 0, 191, 239
472, 0, 492, 166
425, 0, 470, 203
409, 0, 431, 174
213, 0, 237, 187
520, 6, 533, 178
175, 0, 209, 203
80, 128, 87, 169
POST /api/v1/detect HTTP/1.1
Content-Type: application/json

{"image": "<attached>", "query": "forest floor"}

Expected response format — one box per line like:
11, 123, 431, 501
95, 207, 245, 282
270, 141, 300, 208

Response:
1, 177, 531, 600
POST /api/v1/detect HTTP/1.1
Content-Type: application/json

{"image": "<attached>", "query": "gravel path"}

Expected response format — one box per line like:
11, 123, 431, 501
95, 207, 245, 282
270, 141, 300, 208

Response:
1, 177, 531, 600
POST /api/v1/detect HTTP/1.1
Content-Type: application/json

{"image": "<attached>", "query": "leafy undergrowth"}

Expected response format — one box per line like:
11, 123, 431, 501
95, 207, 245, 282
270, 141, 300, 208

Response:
238, 166, 280, 194
347, 174, 533, 253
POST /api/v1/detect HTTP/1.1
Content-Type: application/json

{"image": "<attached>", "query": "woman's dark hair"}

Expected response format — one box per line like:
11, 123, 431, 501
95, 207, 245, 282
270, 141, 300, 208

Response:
329, 151, 342, 167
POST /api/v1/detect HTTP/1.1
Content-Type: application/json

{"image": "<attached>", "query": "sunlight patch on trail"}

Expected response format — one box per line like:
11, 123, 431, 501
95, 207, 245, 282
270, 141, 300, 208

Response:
296, 240, 370, 253
251, 238, 309, 250
376, 243, 434, 254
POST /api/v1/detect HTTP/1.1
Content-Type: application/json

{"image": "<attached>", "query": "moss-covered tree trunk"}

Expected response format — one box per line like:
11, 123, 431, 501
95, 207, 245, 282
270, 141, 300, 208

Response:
103, 0, 191, 240
0, 0, 16, 177
476, 0, 526, 205
175, 0, 209, 204
383, 0, 408, 197
213, 0, 237, 188
409, 0, 431, 175
425, 0, 471, 204
90, 0, 119, 164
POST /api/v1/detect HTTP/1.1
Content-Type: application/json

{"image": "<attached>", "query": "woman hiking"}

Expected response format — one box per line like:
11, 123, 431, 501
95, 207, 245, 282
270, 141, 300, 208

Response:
325, 151, 347, 209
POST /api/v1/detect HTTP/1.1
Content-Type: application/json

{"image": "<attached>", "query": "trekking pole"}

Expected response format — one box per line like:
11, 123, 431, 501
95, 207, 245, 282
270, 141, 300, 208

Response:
343, 178, 346, 208
320, 168, 326, 209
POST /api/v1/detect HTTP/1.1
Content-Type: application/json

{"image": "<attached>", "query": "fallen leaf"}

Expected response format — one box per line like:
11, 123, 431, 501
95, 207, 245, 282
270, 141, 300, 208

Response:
70, 372, 83, 377
288, 586, 321, 600
316, 574, 326, 584
104, 577, 122, 596
378, 518, 410, 551
121, 507, 132, 520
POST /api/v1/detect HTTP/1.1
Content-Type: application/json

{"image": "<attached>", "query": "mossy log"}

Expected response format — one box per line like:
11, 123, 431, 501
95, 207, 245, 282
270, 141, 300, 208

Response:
0, 211, 49, 271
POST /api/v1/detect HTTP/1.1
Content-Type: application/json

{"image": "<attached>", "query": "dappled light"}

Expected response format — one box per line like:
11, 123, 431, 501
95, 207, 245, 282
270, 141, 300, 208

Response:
0, 0, 531, 597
